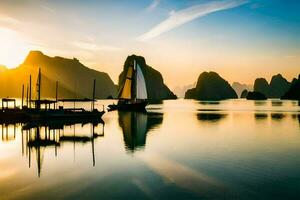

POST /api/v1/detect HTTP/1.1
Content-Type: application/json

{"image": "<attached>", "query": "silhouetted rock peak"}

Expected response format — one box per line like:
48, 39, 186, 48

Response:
246, 91, 267, 100
23, 51, 45, 64
119, 55, 177, 100
254, 74, 291, 98
185, 71, 237, 100
240, 89, 248, 98
282, 74, 300, 100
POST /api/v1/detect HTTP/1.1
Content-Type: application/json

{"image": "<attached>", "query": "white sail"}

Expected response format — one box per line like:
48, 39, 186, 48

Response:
119, 66, 133, 99
136, 63, 147, 99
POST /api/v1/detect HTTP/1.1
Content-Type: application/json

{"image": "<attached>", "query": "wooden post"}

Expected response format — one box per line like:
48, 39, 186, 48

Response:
21, 84, 24, 109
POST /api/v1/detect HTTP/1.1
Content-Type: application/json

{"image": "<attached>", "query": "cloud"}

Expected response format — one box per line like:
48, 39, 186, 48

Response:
72, 41, 121, 52
0, 14, 19, 25
138, 0, 247, 41
146, 0, 161, 12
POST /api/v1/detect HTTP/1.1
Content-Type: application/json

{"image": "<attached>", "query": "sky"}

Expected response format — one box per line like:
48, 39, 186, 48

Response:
0, 0, 299, 89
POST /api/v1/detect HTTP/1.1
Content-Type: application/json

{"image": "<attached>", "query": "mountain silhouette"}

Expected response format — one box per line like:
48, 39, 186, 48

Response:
119, 55, 177, 100
254, 78, 270, 97
240, 89, 248, 98
254, 74, 291, 98
0, 51, 117, 99
281, 74, 300, 100
173, 82, 196, 98
185, 71, 237, 100
231, 82, 253, 97
269, 74, 291, 97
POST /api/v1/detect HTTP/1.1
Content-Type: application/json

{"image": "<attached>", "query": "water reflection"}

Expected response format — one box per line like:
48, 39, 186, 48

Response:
0, 119, 105, 177
254, 100, 267, 106
1, 123, 17, 141
0, 99, 300, 199
197, 112, 227, 123
198, 101, 220, 105
271, 113, 285, 120
254, 113, 268, 120
118, 111, 163, 153
271, 100, 283, 107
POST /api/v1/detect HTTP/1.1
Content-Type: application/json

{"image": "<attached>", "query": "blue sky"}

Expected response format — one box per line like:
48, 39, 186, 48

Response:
0, 0, 299, 87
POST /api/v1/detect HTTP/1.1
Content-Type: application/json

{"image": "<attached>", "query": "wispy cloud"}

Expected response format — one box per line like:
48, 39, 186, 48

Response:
0, 14, 19, 25
138, 0, 247, 41
72, 41, 121, 52
146, 0, 161, 12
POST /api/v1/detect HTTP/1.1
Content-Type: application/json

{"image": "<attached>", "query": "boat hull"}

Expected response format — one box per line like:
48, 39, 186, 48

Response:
108, 101, 147, 111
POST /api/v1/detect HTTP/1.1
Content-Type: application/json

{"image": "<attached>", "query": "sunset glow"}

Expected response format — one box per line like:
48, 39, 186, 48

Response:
0, 28, 31, 68
0, 0, 299, 87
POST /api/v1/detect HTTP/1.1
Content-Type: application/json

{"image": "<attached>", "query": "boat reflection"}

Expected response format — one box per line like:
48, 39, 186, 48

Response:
1, 123, 18, 142
21, 119, 104, 177
118, 111, 163, 153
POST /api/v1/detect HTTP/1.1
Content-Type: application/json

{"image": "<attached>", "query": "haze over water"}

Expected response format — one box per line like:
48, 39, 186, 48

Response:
1, 99, 300, 199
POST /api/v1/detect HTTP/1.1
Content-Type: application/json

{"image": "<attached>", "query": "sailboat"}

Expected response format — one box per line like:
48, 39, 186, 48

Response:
108, 60, 148, 111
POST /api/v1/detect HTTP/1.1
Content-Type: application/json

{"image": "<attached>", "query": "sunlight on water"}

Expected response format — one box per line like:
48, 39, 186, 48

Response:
0, 99, 299, 199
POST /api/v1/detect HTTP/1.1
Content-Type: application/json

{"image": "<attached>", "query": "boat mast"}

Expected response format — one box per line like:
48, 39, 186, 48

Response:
134, 60, 137, 101
92, 79, 96, 111
55, 81, 58, 109
36, 68, 41, 110
21, 84, 24, 109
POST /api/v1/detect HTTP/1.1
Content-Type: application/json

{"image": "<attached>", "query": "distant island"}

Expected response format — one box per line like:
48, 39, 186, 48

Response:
0, 51, 298, 101
281, 75, 300, 100
231, 82, 253, 98
185, 71, 237, 100
254, 74, 291, 98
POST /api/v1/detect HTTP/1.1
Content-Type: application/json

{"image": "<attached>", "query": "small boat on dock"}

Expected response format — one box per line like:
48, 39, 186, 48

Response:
108, 59, 148, 111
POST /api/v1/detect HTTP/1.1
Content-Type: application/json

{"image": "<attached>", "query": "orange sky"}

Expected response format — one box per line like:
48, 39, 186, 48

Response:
0, 0, 299, 89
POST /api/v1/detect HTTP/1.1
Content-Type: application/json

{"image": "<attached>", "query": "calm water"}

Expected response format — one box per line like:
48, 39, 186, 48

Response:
1, 99, 300, 200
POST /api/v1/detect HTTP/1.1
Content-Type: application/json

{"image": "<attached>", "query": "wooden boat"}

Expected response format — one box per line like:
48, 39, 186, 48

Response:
108, 60, 148, 111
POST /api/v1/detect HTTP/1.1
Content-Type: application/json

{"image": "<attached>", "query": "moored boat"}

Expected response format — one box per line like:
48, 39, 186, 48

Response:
108, 60, 148, 111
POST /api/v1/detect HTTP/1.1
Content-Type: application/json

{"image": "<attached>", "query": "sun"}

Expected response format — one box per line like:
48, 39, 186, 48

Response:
0, 28, 30, 69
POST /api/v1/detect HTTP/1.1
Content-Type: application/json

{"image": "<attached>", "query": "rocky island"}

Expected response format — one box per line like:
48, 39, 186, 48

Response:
118, 55, 177, 100
184, 71, 237, 100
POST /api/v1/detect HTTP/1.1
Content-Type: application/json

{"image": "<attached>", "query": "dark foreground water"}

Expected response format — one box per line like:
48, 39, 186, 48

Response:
0, 99, 300, 200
